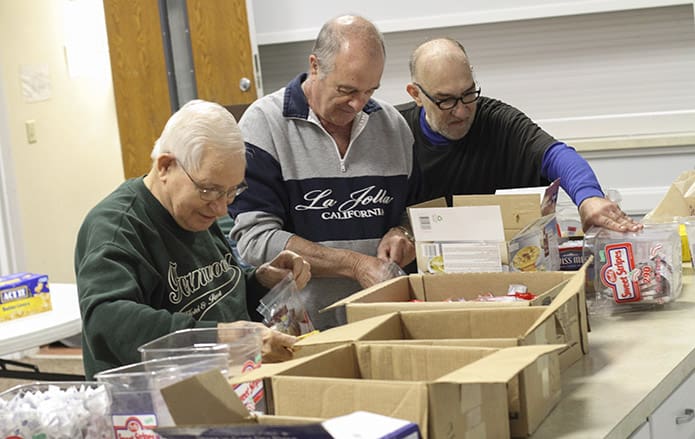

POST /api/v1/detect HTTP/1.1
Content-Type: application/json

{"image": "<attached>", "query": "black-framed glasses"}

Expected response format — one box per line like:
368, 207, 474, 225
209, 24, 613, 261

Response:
177, 160, 248, 202
414, 83, 481, 110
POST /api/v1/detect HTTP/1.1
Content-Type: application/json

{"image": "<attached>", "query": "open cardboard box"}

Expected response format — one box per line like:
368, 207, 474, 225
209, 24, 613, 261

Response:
302, 269, 589, 372
407, 195, 542, 272
324, 269, 579, 322
229, 343, 564, 438
158, 370, 421, 439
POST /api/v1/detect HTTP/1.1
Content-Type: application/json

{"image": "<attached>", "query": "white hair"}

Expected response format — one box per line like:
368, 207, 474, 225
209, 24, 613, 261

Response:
150, 99, 244, 172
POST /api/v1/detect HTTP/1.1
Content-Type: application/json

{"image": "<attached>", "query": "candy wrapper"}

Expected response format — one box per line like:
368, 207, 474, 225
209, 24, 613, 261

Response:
0, 382, 113, 439
583, 224, 683, 314
257, 274, 315, 336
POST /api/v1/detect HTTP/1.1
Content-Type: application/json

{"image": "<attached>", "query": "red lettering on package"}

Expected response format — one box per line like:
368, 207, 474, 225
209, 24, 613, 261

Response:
600, 243, 641, 303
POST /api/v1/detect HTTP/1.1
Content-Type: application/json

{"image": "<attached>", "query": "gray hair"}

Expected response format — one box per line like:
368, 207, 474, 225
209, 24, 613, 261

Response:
311, 15, 386, 77
409, 37, 469, 81
150, 99, 244, 172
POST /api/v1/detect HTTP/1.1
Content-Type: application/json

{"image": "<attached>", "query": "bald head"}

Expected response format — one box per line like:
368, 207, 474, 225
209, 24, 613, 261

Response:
312, 15, 386, 76
409, 38, 471, 82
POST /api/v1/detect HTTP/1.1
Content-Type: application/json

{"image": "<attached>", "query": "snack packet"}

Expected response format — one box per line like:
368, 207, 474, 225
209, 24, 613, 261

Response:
256, 274, 315, 336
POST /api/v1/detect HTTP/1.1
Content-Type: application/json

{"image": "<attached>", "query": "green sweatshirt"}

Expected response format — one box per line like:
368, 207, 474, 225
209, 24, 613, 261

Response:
74, 177, 267, 379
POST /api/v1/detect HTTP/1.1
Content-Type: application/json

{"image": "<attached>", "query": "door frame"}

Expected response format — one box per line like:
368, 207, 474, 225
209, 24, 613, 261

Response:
0, 65, 25, 274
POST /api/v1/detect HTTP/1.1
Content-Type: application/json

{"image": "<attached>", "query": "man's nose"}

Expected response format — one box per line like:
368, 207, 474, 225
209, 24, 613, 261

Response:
347, 94, 370, 112
451, 99, 473, 117
210, 197, 228, 217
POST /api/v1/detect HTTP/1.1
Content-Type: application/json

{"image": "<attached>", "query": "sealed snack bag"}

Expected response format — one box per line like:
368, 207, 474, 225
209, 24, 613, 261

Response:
257, 274, 315, 336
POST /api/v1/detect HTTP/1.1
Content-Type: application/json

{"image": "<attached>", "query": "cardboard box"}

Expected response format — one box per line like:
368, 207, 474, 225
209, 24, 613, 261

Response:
229, 343, 563, 438
0, 272, 51, 322
302, 270, 589, 372
408, 195, 543, 272
452, 194, 542, 241
159, 371, 420, 439
325, 270, 578, 323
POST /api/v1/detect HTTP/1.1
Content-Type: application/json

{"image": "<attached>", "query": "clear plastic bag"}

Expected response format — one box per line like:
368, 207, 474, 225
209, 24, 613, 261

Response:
256, 274, 315, 336
377, 261, 407, 283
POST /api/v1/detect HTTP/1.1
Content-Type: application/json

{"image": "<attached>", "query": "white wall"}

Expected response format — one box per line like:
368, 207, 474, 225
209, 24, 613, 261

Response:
0, 1, 124, 281
253, 2, 695, 216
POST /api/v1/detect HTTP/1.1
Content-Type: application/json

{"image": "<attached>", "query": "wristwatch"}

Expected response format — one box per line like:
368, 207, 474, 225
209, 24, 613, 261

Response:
395, 226, 415, 243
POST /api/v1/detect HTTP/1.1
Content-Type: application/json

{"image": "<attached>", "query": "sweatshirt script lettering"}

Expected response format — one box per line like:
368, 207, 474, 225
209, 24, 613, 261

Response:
168, 253, 236, 304
295, 185, 394, 220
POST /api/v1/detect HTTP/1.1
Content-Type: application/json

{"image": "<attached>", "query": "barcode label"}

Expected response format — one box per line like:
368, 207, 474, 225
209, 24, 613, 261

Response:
421, 243, 440, 258
418, 216, 431, 231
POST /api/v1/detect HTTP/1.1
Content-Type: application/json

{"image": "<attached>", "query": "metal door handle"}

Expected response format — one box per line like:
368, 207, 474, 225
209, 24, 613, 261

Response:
675, 408, 695, 425
239, 77, 251, 92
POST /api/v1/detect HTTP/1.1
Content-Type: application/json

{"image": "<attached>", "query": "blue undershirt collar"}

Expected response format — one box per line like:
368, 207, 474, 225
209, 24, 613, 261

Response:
419, 107, 452, 146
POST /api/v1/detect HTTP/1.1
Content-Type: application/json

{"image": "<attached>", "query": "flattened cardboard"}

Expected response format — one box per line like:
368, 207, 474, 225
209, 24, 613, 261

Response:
229, 344, 563, 439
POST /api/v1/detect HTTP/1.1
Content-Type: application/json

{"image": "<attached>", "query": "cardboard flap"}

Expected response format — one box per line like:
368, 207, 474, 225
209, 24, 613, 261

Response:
321, 276, 422, 311
436, 345, 565, 384
644, 170, 695, 221
161, 369, 251, 425
294, 313, 402, 348
524, 265, 586, 337
228, 345, 355, 385
453, 194, 541, 240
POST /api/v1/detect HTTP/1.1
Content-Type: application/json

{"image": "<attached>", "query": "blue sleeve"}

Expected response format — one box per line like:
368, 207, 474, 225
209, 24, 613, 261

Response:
541, 142, 604, 206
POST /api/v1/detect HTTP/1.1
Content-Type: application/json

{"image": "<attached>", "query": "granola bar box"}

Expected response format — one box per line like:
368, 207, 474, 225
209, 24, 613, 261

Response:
0, 272, 52, 322
583, 224, 682, 311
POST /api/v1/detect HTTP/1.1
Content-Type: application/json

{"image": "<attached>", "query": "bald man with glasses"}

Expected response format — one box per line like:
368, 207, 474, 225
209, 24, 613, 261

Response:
398, 37, 641, 233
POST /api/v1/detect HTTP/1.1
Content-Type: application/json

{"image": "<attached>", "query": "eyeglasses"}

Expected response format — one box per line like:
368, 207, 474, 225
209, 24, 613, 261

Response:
177, 160, 248, 202
414, 83, 481, 110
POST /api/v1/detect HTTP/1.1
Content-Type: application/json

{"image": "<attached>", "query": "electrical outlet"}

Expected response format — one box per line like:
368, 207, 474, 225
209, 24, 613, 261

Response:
25, 120, 37, 144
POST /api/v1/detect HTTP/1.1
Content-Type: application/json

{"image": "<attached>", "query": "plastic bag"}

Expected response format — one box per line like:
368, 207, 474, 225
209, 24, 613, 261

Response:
256, 274, 315, 336
376, 261, 407, 283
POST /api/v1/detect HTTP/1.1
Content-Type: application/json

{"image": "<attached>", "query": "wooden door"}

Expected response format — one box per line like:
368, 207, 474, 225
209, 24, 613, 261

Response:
104, 0, 257, 179
187, 0, 257, 106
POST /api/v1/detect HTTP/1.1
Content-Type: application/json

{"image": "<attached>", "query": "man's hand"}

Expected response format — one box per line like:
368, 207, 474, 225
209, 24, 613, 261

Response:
255, 250, 311, 290
351, 254, 396, 288
579, 196, 643, 233
376, 227, 416, 267
217, 321, 296, 363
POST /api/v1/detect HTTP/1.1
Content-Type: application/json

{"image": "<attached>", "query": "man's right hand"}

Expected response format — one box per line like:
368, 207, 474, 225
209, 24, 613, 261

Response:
351, 254, 394, 288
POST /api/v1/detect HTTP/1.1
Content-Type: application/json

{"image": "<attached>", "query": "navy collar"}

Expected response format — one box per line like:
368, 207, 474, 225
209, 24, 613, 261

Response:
282, 73, 382, 119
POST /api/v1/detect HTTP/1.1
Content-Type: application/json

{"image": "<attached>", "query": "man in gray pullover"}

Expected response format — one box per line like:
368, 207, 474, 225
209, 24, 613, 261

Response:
229, 15, 422, 329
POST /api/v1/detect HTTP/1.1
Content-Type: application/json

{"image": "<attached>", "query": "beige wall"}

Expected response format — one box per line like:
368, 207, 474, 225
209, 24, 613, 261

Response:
0, 1, 124, 282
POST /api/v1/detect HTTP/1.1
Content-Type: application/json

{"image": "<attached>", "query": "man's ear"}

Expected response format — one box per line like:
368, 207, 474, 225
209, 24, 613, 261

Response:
406, 83, 423, 106
308, 54, 319, 76
155, 154, 176, 179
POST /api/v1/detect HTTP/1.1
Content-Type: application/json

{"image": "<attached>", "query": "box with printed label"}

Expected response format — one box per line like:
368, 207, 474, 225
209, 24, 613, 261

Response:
508, 215, 562, 272
229, 343, 563, 439
306, 269, 588, 373
0, 272, 51, 322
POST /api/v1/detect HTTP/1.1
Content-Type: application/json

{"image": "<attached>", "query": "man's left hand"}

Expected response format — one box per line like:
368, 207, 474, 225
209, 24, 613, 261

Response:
376, 227, 416, 267
579, 196, 643, 233
256, 250, 311, 290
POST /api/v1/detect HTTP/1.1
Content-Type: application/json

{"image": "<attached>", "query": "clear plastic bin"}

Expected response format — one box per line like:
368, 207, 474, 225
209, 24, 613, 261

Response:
0, 381, 113, 438
95, 353, 228, 436
137, 326, 264, 413
584, 223, 683, 313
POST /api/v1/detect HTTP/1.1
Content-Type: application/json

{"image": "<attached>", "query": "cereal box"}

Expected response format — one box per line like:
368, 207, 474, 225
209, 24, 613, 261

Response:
0, 273, 52, 322
508, 214, 562, 272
